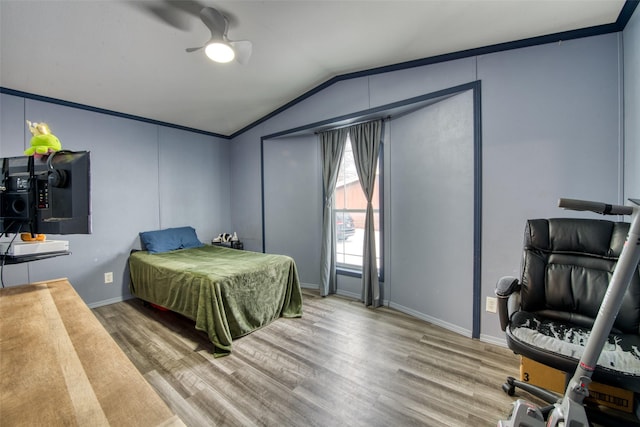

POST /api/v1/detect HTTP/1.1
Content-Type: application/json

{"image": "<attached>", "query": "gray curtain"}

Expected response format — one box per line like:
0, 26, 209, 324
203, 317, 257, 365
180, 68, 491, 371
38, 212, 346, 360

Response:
319, 128, 348, 296
349, 120, 382, 307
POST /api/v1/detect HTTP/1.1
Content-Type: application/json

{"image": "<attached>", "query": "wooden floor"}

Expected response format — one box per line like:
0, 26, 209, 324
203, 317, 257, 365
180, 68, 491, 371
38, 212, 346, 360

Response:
93, 289, 523, 426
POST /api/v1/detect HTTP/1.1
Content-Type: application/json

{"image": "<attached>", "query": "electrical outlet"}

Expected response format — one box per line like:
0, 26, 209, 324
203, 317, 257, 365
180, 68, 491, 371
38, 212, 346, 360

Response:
486, 296, 497, 313
104, 272, 113, 284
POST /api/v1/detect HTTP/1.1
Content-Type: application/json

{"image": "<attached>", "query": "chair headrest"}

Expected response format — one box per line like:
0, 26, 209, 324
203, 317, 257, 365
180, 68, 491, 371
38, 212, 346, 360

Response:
525, 218, 629, 259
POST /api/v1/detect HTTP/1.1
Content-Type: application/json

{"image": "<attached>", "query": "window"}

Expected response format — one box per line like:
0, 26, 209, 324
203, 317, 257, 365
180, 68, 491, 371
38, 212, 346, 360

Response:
334, 134, 382, 273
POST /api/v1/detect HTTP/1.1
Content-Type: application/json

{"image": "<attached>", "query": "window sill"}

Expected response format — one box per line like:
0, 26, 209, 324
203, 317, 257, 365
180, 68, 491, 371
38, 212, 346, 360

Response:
337, 267, 361, 278
337, 267, 384, 282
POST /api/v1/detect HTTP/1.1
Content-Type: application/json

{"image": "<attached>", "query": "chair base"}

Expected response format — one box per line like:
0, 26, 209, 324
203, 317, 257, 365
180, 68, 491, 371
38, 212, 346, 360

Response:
502, 376, 561, 404
501, 376, 640, 427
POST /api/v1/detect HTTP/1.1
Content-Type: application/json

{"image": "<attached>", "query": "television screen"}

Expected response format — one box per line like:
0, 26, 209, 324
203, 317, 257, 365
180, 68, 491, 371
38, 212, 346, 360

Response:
0, 151, 91, 235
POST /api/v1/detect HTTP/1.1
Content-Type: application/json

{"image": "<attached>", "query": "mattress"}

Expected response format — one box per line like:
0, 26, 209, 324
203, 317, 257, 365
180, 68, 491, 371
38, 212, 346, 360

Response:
129, 245, 303, 356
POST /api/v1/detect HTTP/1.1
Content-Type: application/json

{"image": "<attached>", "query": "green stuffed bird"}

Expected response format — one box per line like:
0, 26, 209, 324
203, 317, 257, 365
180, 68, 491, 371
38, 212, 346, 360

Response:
25, 120, 62, 157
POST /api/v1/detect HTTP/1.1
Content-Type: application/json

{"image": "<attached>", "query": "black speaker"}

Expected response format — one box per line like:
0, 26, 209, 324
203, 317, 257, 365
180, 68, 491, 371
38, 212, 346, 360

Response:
1, 192, 32, 220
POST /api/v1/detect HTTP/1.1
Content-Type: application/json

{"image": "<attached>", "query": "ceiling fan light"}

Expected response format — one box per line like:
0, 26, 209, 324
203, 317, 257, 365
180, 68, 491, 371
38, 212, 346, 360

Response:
205, 41, 235, 63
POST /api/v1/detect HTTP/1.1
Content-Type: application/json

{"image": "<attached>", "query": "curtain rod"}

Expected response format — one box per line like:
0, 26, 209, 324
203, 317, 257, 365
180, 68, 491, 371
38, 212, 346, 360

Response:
315, 115, 391, 134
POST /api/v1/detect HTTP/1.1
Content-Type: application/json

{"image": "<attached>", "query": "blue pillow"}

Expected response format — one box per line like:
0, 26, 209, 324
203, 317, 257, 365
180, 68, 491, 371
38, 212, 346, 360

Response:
139, 226, 204, 254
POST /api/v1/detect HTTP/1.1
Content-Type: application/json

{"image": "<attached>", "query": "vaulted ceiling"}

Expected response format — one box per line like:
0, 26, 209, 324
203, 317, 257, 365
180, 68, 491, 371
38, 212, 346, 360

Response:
0, 1, 631, 137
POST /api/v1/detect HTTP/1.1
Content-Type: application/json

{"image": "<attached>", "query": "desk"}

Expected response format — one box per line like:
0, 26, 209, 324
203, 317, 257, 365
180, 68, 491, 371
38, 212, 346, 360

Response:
0, 251, 70, 264
0, 278, 184, 426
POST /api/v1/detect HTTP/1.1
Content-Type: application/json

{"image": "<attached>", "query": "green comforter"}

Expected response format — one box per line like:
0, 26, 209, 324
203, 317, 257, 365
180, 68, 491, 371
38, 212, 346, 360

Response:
129, 245, 303, 357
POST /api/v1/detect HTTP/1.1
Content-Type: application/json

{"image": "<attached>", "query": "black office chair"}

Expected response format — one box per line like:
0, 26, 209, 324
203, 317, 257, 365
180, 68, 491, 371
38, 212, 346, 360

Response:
496, 218, 640, 420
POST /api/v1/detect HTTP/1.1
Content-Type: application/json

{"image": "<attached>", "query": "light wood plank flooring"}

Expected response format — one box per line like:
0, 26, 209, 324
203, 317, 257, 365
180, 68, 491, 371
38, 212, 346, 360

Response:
93, 289, 523, 426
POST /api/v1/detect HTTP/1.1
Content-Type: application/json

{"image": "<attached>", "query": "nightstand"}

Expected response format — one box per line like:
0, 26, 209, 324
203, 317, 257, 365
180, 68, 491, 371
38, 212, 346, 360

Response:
212, 241, 243, 250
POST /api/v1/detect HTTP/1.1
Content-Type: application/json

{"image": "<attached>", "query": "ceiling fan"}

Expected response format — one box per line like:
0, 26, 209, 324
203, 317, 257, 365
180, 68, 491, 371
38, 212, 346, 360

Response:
186, 7, 252, 64
137, 1, 252, 65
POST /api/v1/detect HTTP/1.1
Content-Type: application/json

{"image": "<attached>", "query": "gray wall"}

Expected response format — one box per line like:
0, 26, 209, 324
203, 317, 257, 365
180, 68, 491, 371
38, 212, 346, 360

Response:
230, 33, 625, 344
388, 91, 475, 335
624, 8, 640, 200
478, 34, 623, 342
263, 134, 322, 285
0, 95, 231, 306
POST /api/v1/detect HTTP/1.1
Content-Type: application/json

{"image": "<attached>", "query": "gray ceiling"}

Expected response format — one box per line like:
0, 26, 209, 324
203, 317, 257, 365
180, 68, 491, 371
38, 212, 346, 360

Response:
0, 0, 629, 137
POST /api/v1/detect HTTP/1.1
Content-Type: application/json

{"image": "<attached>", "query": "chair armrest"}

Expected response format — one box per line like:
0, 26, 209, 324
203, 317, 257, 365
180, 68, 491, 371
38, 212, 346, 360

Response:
496, 276, 520, 331
496, 276, 520, 297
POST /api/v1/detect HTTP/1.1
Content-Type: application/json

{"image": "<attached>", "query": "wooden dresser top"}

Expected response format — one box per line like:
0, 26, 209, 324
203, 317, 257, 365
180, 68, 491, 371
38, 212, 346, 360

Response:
0, 278, 184, 426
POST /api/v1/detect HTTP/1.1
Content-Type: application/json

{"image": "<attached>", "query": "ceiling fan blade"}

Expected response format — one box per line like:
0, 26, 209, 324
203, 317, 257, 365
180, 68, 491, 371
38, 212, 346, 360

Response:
166, 0, 206, 18
199, 7, 227, 39
135, 0, 205, 31
230, 40, 252, 65
140, 5, 191, 30
185, 46, 205, 53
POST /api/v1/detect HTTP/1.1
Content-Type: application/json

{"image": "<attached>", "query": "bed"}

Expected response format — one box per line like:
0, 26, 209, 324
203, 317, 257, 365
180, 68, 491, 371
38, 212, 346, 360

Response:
128, 227, 303, 357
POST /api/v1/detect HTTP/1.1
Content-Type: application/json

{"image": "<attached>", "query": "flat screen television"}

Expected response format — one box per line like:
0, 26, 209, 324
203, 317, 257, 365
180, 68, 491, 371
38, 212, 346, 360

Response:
0, 151, 91, 235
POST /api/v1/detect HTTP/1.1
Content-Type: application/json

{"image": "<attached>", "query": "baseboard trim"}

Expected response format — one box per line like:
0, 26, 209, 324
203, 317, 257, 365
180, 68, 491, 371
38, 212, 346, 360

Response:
480, 334, 508, 348
388, 301, 473, 338
87, 294, 132, 309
